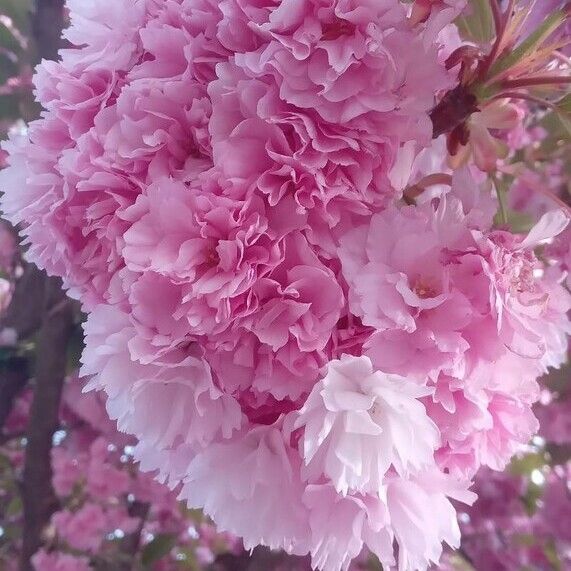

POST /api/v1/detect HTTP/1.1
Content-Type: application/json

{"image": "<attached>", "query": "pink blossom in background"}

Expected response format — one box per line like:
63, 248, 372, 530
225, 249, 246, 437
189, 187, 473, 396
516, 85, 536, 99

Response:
52, 504, 108, 553
32, 551, 91, 571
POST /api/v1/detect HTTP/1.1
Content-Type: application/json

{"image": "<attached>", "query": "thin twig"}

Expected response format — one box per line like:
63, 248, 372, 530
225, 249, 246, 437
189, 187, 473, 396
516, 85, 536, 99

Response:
502, 75, 571, 89
490, 0, 504, 42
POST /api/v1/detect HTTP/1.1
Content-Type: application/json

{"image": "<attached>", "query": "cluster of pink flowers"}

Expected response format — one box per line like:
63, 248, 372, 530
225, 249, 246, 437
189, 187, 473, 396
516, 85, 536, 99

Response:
0, 1, 570, 570
437, 465, 571, 571
0, 379, 240, 571
435, 373, 571, 571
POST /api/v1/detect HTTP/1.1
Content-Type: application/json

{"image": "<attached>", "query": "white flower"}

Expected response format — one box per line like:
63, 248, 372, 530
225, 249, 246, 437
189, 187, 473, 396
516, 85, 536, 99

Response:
295, 355, 440, 495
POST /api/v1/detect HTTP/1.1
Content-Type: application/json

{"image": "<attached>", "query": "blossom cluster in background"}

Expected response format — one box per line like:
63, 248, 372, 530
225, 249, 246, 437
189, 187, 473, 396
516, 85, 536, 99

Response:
0, 378, 241, 571
0, 0, 570, 570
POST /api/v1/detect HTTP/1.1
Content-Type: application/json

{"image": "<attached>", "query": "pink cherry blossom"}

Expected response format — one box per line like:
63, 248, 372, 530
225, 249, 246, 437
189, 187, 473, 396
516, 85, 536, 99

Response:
303, 484, 394, 571
181, 423, 310, 554
387, 471, 475, 571
1, 0, 570, 569
81, 304, 244, 450
32, 551, 91, 571
295, 355, 440, 495
52, 504, 107, 553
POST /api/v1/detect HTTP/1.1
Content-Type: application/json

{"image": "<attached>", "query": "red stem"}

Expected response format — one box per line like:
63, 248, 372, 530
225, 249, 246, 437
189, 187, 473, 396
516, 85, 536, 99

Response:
490, 0, 504, 41
495, 90, 559, 109
501, 75, 571, 89
478, 0, 511, 78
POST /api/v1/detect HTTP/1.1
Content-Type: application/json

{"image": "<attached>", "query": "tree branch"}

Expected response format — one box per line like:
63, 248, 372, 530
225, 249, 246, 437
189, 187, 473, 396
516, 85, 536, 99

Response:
14, 3, 69, 569
209, 548, 311, 571
0, 356, 29, 431
31, 0, 65, 63
118, 501, 151, 570
19, 279, 74, 571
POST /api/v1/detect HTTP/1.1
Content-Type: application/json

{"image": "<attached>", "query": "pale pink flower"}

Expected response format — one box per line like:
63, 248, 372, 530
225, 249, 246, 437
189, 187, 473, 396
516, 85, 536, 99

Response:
1, 0, 569, 568
303, 484, 394, 571
474, 210, 570, 363
387, 471, 476, 571
81, 305, 243, 450
181, 424, 310, 554
238, 0, 449, 130
62, 0, 147, 72
122, 176, 283, 339
295, 355, 440, 494
86, 438, 130, 500
449, 101, 524, 172
51, 447, 87, 498
339, 193, 478, 382
209, 61, 397, 220
242, 232, 344, 353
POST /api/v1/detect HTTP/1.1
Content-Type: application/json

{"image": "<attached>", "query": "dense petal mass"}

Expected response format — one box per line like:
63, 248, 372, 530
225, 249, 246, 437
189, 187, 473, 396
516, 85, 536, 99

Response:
1, 0, 570, 570
81, 304, 244, 450
339, 189, 570, 476
295, 355, 440, 494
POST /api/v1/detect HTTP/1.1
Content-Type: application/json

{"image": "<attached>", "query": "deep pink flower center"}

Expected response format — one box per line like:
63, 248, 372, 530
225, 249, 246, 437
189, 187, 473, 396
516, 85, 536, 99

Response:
413, 277, 439, 299
321, 18, 356, 41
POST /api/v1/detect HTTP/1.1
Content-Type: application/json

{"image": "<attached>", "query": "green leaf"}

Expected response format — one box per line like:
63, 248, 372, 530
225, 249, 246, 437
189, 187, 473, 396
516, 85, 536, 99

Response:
543, 539, 563, 571
503, 209, 535, 234
509, 452, 546, 476
0, 19, 23, 55
141, 534, 178, 567
365, 554, 384, 571
522, 481, 543, 515
0, 453, 11, 472
493, 177, 509, 227
176, 547, 201, 571
456, 0, 495, 44
558, 93, 571, 114
554, 93, 571, 138
488, 8, 567, 79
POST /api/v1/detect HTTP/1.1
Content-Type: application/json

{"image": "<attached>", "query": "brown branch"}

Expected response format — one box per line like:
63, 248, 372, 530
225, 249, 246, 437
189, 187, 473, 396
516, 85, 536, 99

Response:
1, 263, 49, 341
31, 0, 65, 63
209, 548, 311, 571
0, 261, 47, 436
118, 501, 151, 570
0, 0, 67, 432
19, 278, 75, 571
1, 2, 70, 569
0, 356, 29, 431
